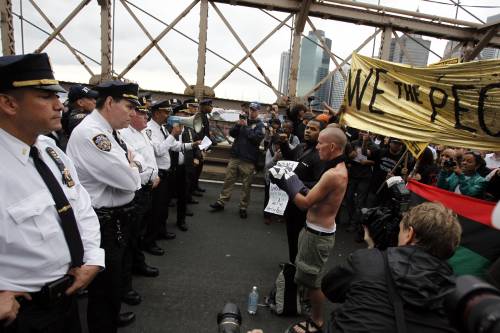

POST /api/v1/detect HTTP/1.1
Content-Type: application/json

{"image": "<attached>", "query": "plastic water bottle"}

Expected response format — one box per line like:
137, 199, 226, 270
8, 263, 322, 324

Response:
247, 286, 259, 315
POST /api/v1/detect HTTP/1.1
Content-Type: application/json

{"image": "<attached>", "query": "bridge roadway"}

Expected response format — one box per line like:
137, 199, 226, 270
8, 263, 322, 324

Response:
114, 181, 362, 333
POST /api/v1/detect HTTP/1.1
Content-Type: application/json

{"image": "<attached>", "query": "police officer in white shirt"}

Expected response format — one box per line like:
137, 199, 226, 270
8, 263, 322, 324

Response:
142, 99, 199, 255
66, 80, 141, 332
120, 98, 160, 306
0, 53, 103, 332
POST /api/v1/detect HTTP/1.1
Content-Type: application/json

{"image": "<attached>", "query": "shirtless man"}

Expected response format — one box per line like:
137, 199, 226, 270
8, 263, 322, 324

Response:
270, 127, 348, 333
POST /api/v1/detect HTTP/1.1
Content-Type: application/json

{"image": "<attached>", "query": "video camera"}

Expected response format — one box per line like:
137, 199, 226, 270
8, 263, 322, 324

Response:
445, 275, 500, 333
217, 303, 242, 333
443, 160, 457, 168
385, 176, 411, 213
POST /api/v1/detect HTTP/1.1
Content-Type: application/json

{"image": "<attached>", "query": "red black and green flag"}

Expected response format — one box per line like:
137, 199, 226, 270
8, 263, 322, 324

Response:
407, 179, 500, 278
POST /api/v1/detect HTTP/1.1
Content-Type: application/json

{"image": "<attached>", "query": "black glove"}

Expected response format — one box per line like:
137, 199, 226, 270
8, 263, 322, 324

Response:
269, 167, 308, 198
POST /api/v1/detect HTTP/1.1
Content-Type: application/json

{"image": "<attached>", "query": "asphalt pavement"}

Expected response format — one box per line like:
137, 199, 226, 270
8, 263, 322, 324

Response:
118, 181, 363, 333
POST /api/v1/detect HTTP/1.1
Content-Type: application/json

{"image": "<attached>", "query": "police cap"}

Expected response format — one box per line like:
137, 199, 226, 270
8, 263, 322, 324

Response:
151, 99, 177, 113
95, 80, 140, 106
0, 53, 66, 93
200, 99, 212, 106
68, 85, 98, 102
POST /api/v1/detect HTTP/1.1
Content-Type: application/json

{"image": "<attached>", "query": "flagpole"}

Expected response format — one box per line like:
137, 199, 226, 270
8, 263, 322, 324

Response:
375, 148, 408, 195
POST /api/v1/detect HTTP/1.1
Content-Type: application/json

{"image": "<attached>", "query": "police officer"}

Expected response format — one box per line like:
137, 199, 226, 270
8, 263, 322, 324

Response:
179, 99, 203, 203
142, 100, 199, 252
61, 84, 98, 137
170, 103, 200, 229
120, 97, 160, 306
66, 80, 142, 332
0, 53, 103, 332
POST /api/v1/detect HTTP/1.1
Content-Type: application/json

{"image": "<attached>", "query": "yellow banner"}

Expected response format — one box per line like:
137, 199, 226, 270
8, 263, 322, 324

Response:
342, 54, 500, 151
403, 140, 429, 159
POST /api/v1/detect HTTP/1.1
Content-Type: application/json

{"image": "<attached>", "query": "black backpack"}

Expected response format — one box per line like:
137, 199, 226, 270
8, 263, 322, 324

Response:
267, 263, 305, 316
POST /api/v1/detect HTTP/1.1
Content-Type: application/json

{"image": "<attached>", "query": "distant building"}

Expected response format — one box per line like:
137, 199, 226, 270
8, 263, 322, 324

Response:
480, 14, 500, 60
278, 51, 290, 95
388, 34, 431, 66
297, 30, 332, 105
443, 40, 462, 59
329, 64, 350, 111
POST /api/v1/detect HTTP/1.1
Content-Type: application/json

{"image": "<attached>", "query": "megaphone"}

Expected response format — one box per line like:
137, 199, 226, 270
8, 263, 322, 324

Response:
167, 113, 203, 133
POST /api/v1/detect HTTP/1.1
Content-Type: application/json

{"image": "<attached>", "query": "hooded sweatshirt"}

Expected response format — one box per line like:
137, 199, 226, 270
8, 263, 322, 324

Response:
322, 246, 457, 333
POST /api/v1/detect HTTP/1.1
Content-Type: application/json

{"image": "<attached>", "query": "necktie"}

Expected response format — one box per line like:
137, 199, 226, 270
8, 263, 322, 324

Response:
160, 125, 168, 139
30, 146, 84, 267
113, 130, 129, 161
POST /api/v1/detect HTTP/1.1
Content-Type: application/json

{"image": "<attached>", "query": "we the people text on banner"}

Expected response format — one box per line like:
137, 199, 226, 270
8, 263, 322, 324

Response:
342, 53, 500, 150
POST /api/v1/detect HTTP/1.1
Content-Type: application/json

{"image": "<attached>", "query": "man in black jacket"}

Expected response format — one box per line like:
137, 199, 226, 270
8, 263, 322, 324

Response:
279, 119, 325, 262
62, 84, 98, 137
321, 202, 461, 333
210, 102, 265, 218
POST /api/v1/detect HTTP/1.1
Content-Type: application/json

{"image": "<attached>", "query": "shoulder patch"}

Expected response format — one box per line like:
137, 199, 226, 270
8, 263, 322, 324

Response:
92, 134, 112, 152
73, 113, 87, 120
145, 129, 152, 140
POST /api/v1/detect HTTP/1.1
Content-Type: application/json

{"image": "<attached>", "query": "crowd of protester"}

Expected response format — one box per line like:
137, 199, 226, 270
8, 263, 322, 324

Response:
252, 100, 500, 333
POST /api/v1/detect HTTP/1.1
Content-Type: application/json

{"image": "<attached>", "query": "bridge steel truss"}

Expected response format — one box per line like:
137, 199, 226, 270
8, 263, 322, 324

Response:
1, 0, 499, 102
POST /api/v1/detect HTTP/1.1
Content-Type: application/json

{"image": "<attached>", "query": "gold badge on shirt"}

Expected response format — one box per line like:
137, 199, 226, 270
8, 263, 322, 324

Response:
45, 147, 75, 188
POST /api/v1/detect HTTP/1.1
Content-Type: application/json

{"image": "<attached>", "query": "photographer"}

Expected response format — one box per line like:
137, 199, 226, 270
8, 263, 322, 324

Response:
210, 102, 265, 219
408, 147, 439, 185
322, 202, 462, 333
437, 151, 488, 199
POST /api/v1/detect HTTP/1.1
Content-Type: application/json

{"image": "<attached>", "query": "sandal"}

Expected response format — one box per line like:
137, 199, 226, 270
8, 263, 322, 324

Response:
286, 318, 323, 333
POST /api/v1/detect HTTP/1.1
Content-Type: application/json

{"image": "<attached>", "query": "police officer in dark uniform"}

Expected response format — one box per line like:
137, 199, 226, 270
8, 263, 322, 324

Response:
169, 104, 200, 230
195, 99, 213, 194
61, 84, 98, 137
66, 81, 142, 332
182, 99, 204, 203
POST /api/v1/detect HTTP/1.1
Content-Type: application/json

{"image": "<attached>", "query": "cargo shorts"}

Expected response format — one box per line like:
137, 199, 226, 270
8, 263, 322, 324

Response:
294, 227, 336, 289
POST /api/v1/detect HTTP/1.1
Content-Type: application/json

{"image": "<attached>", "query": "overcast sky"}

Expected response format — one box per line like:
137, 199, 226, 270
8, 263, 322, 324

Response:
8, 0, 500, 103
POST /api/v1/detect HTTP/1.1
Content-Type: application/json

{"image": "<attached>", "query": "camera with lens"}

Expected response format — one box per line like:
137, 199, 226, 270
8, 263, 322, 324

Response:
443, 160, 457, 168
385, 176, 411, 213
271, 128, 286, 144
445, 275, 500, 333
217, 303, 242, 333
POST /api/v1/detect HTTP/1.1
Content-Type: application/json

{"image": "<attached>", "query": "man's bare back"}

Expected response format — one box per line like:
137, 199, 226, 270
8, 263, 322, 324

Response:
306, 162, 348, 229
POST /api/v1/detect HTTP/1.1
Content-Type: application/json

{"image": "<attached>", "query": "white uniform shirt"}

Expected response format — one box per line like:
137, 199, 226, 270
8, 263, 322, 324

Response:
66, 110, 141, 208
146, 119, 193, 170
0, 130, 104, 292
176, 128, 185, 166
121, 125, 159, 185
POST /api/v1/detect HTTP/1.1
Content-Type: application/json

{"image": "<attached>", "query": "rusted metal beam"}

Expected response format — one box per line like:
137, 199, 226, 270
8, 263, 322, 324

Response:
379, 26, 392, 60
0, 0, 14, 55
29, 0, 94, 75
464, 25, 500, 62
210, 1, 281, 98
294, 0, 312, 34
98, 0, 112, 81
118, 0, 199, 79
120, 0, 189, 88
195, 0, 208, 99
35, 0, 90, 53
211, 12, 293, 90
210, 0, 500, 48
287, 26, 301, 99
